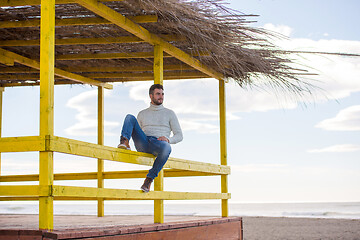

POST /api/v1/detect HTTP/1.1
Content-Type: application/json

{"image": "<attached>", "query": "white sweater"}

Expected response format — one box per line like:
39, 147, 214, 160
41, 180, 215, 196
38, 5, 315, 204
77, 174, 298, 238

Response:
137, 104, 183, 144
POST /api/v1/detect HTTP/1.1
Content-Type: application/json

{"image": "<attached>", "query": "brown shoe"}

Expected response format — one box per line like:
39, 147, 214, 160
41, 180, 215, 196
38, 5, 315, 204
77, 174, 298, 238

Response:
117, 136, 130, 150
141, 177, 153, 193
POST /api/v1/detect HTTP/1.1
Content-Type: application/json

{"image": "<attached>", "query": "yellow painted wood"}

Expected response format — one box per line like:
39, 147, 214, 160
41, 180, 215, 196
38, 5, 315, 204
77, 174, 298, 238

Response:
0, 185, 50, 196
83, 72, 207, 80
0, 0, 123, 7
0, 55, 14, 66
0, 64, 192, 74
75, 0, 224, 80
47, 136, 230, 174
56, 51, 208, 61
97, 86, 104, 217
219, 80, 229, 217
52, 185, 230, 200
154, 169, 164, 223
0, 169, 217, 183
0, 136, 46, 153
0, 48, 113, 89
154, 45, 164, 86
0, 15, 157, 28
0, 35, 184, 47
39, 0, 55, 230
0, 87, 3, 176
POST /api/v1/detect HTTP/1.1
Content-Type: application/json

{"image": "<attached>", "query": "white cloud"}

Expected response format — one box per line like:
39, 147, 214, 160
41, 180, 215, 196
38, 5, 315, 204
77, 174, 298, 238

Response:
308, 144, 360, 153
315, 105, 360, 131
263, 23, 293, 37
65, 89, 120, 136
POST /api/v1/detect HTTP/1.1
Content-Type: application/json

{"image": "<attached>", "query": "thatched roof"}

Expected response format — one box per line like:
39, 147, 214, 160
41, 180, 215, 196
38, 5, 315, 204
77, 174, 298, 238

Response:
0, 0, 312, 94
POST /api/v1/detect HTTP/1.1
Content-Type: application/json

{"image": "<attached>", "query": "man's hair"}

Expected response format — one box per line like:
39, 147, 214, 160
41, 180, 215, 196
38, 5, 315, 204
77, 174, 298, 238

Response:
149, 84, 163, 95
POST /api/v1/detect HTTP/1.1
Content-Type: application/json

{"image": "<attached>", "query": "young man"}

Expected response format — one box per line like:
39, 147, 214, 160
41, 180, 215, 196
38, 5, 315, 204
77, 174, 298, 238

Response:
118, 84, 183, 192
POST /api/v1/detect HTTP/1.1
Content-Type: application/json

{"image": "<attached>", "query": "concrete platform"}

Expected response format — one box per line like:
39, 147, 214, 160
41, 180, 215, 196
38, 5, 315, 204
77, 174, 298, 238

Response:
0, 215, 243, 240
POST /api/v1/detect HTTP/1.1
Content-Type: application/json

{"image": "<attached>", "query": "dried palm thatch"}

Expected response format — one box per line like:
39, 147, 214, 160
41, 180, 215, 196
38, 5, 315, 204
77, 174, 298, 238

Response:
0, 0, 315, 96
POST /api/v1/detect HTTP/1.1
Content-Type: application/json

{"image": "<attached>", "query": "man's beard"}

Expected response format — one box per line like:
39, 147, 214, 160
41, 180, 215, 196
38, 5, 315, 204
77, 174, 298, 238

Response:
153, 99, 163, 105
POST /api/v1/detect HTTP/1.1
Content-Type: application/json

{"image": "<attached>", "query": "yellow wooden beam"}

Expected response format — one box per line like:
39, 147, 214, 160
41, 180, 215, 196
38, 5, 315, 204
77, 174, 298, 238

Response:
219, 80, 229, 217
52, 185, 231, 200
0, 169, 217, 182
0, 55, 14, 66
84, 72, 208, 80
47, 136, 230, 175
154, 169, 164, 223
0, 48, 113, 89
0, 35, 184, 47
0, 185, 50, 196
75, 0, 224, 80
153, 45, 164, 86
0, 15, 157, 29
0, 64, 193, 73
0, 0, 123, 7
39, 0, 55, 230
0, 136, 45, 152
97, 86, 104, 217
56, 51, 209, 61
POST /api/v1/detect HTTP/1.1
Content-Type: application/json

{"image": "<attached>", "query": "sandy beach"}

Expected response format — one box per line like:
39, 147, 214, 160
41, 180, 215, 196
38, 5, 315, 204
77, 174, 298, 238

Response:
243, 216, 360, 240
1, 215, 360, 239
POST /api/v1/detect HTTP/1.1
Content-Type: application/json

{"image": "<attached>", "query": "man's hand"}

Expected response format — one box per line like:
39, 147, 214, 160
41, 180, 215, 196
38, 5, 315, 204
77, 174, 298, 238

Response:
157, 136, 169, 143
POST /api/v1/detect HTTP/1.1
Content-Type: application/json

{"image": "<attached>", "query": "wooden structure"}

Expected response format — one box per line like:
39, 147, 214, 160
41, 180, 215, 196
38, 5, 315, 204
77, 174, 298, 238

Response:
0, 0, 231, 231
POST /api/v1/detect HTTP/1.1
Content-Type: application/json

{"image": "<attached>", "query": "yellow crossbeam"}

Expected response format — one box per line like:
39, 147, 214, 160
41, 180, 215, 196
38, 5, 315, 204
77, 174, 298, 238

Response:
0, 35, 183, 47
0, 48, 112, 89
75, 0, 224, 80
0, 136, 45, 152
0, 55, 14, 66
0, 0, 123, 7
0, 64, 193, 73
0, 185, 50, 196
0, 15, 157, 28
52, 185, 231, 200
56, 51, 209, 61
0, 170, 216, 182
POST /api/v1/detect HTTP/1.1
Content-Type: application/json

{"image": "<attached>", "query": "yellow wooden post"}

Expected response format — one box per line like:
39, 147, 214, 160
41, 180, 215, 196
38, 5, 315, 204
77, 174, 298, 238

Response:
154, 44, 164, 223
219, 80, 228, 217
0, 87, 4, 176
97, 86, 104, 217
39, 0, 55, 230
154, 45, 163, 86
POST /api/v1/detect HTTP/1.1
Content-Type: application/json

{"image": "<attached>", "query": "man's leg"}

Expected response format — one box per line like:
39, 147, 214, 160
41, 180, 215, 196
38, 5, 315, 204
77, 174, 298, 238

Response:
118, 114, 148, 150
141, 138, 171, 193
147, 137, 172, 179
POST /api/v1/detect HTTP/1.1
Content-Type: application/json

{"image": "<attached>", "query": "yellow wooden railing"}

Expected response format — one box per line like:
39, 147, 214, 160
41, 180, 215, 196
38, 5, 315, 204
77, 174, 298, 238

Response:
0, 0, 230, 231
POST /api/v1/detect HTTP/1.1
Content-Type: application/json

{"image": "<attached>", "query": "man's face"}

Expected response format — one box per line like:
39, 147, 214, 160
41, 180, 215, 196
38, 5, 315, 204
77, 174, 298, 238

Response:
150, 88, 164, 105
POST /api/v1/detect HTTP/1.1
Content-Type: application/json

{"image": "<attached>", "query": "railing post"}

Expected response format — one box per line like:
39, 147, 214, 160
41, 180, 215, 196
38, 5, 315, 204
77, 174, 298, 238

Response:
0, 87, 4, 176
97, 86, 104, 217
154, 44, 164, 223
219, 80, 228, 217
39, 0, 55, 230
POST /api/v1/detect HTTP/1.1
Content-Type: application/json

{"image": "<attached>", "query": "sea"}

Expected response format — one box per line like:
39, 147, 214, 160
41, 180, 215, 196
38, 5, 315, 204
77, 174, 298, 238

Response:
0, 202, 359, 219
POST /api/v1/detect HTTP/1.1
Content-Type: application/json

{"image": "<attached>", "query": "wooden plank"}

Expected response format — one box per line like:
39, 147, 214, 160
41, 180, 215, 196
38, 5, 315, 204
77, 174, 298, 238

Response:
0, 35, 184, 47
75, 0, 224, 80
0, 136, 45, 152
0, 0, 124, 7
0, 15, 157, 28
52, 185, 231, 200
0, 185, 49, 196
0, 48, 113, 89
48, 136, 230, 175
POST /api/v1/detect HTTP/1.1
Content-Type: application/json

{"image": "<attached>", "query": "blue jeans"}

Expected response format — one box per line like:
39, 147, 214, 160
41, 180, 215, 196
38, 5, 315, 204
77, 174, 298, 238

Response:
121, 114, 171, 179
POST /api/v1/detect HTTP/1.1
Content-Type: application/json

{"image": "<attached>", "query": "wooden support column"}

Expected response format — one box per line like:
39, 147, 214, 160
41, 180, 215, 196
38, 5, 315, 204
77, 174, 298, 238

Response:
219, 80, 228, 217
97, 86, 104, 217
154, 45, 164, 86
154, 45, 164, 223
0, 87, 3, 176
39, 0, 55, 231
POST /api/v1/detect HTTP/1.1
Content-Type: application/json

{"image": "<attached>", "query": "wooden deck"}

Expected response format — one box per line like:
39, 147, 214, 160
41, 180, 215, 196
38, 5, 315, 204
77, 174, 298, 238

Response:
0, 215, 242, 239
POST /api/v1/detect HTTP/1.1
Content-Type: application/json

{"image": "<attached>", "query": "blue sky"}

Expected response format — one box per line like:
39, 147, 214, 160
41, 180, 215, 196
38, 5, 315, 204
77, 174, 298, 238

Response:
1, 0, 360, 203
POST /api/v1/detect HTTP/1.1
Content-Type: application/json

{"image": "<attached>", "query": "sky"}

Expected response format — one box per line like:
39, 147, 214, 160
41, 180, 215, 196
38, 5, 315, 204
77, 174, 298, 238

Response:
1, 0, 360, 204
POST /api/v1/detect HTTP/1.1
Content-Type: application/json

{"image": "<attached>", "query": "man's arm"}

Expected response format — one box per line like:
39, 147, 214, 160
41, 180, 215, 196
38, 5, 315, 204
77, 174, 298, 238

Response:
168, 110, 183, 144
